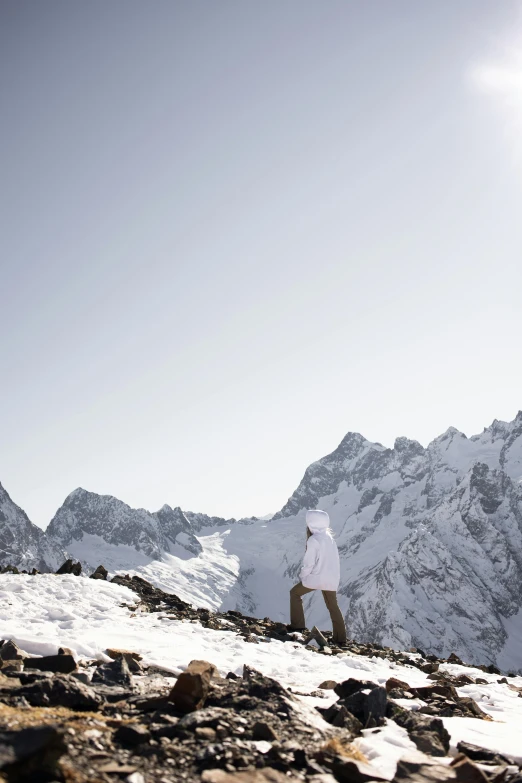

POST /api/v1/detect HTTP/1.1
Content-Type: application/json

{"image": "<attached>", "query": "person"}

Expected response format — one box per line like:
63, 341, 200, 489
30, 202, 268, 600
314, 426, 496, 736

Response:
289, 509, 347, 646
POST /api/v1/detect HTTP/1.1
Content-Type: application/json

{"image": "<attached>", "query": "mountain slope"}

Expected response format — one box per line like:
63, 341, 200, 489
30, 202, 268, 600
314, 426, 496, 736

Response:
0, 482, 65, 572
46, 488, 202, 572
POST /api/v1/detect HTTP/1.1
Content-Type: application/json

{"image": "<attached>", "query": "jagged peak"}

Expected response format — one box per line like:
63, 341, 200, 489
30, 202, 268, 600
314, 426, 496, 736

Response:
429, 426, 467, 446
65, 487, 89, 501
394, 436, 424, 454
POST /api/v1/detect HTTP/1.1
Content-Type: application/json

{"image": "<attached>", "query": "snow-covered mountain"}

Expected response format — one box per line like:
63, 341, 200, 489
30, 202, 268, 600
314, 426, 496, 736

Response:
0, 482, 65, 572
45, 488, 202, 572
2, 411, 522, 670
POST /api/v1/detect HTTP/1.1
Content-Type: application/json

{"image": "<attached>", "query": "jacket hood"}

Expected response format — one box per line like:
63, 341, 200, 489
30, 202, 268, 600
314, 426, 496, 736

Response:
306, 509, 330, 533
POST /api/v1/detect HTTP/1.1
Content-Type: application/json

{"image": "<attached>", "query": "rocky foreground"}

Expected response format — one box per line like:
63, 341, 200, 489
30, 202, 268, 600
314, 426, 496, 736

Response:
1, 568, 522, 783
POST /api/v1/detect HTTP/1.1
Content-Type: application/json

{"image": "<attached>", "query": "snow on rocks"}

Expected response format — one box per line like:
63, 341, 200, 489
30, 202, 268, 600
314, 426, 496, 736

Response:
1, 573, 522, 782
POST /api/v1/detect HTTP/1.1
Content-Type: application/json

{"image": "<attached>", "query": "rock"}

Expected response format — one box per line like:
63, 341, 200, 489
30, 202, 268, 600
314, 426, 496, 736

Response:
242, 666, 288, 700
226, 671, 240, 680
114, 723, 151, 747
322, 753, 389, 782
450, 754, 489, 782
456, 741, 514, 766
90, 564, 108, 580
334, 678, 380, 699
447, 653, 463, 665
92, 656, 133, 686
0, 640, 27, 661
17, 673, 102, 710
177, 706, 232, 731
305, 626, 329, 648
319, 680, 338, 690
71, 671, 91, 685
456, 696, 489, 719
201, 769, 291, 783
340, 686, 387, 727
24, 654, 77, 674
394, 756, 457, 781
168, 660, 215, 713
58, 646, 75, 656
387, 705, 450, 755
420, 662, 439, 674
318, 702, 363, 733
55, 558, 82, 575
106, 647, 143, 662
0, 660, 23, 675
0, 725, 66, 780
385, 677, 411, 693
252, 721, 279, 741
106, 648, 143, 673
195, 726, 217, 741
187, 658, 220, 680
413, 684, 458, 701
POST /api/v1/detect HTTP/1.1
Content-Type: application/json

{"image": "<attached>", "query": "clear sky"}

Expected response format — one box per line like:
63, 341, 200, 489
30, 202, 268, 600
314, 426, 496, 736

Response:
1, 1, 522, 529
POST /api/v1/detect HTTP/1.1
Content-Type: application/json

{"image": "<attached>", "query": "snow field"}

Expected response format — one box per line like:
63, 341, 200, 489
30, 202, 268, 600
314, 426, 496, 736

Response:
1, 574, 522, 775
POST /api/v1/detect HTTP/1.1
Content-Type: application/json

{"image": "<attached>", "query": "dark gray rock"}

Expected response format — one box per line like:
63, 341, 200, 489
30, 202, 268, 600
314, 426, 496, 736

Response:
388, 704, 450, 755
114, 723, 151, 747
90, 564, 108, 580
92, 657, 132, 687
17, 673, 102, 710
24, 654, 77, 674
56, 558, 82, 575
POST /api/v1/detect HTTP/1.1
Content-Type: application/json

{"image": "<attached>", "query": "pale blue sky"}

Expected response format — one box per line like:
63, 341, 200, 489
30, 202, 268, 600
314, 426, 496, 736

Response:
1, 1, 522, 528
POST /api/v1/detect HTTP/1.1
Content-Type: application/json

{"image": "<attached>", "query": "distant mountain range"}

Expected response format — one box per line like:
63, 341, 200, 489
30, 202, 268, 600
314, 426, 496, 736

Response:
2, 411, 522, 671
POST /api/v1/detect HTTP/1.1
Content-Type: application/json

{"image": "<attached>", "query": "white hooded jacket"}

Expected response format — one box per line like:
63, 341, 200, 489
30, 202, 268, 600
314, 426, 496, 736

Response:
299, 509, 341, 591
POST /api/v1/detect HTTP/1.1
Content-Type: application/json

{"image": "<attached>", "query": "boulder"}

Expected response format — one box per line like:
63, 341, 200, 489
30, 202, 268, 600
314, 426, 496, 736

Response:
385, 677, 411, 693
395, 756, 457, 782
450, 754, 489, 782
317, 702, 363, 733
334, 678, 380, 699
0, 640, 27, 661
340, 686, 387, 727
24, 654, 77, 674
456, 741, 514, 766
106, 648, 143, 673
90, 564, 108, 580
55, 558, 82, 575
169, 660, 215, 713
16, 673, 102, 710
92, 657, 132, 686
387, 704, 450, 755
319, 680, 338, 690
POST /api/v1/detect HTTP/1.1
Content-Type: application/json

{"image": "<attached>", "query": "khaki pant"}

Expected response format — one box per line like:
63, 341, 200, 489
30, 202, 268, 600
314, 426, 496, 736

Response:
290, 582, 347, 645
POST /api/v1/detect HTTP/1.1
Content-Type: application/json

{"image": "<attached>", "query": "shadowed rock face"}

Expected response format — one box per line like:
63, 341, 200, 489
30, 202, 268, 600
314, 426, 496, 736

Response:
45, 489, 202, 569
0, 483, 65, 573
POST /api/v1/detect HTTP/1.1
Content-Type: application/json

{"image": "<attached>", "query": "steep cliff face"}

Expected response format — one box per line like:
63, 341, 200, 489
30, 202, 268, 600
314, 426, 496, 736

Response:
0, 482, 65, 572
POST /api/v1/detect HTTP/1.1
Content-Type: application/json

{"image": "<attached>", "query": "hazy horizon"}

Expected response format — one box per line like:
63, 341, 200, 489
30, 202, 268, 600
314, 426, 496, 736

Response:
2, 1, 522, 528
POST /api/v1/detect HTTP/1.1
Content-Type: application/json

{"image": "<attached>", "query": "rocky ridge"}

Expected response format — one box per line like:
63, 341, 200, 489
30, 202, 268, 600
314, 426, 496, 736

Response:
1, 571, 522, 783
